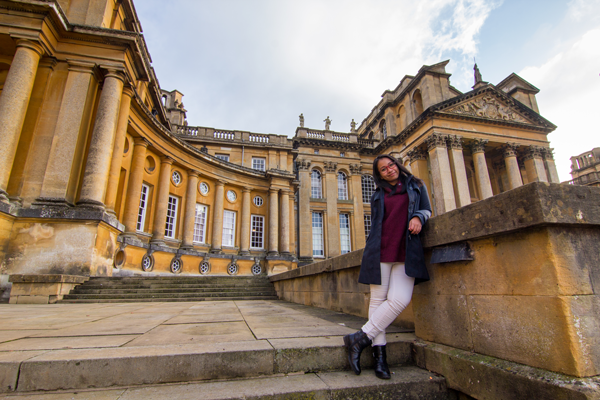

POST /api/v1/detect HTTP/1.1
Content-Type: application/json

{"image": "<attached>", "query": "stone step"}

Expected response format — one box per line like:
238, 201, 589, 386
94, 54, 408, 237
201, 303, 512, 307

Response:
70, 288, 278, 294
4, 335, 420, 393
75, 283, 275, 290
3, 366, 449, 399
58, 295, 280, 303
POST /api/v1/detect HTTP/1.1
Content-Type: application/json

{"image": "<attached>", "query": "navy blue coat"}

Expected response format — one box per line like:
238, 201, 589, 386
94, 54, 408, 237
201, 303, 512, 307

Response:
359, 175, 432, 285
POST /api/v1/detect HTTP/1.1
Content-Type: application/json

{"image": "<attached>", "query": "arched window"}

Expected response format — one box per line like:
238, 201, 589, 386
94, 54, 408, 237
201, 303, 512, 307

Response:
413, 89, 424, 115
380, 120, 387, 140
311, 170, 322, 198
397, 105, 406, 131
337, 172, 348, 200
361, 175, 376, 203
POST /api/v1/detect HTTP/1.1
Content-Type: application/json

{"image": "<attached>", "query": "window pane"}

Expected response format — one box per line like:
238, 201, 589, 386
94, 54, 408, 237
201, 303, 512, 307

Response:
252, 158, 266, 171
222, 210, 236, 247
165, 196, 178, 238
362, 175, 376, 203
251, 215, 264, 249
364, 214, 372, 239
136, 184, 149, 232
311, 170, 322, 198
312, 212, 324, 257
216, 154, 229, 162
340, 213, 351, 254
193, 204, 207, 243
338, 172, 348, 200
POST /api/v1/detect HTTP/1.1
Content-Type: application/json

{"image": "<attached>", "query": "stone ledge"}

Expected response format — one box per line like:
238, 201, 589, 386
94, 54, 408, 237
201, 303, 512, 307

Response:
423, 182, 600, 248
413, 340, 600, 400
8, 274, 89, 284
270, 250, 362, 282
17, 205, 124, 232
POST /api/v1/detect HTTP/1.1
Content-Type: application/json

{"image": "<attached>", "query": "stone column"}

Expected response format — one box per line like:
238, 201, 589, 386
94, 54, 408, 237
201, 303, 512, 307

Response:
296, 159, 313, 262
150, 156, 174, 244
350, 164, 366, 250
0, 39, 45, 202
280, 188, 291, 255
210, 180, 225, 253
268, 188, 279, 255
502, 143, 523, 189
105, 86, 134, 213
447, 135, 471, 208
78, 69, 125, 208
240, 187, 252, 255
408, 147, 433, 211
523, 146, 548, 183
470, 139, 493, 200
324, 162, 340, 258
122, 138, 149, 234
37, 60, 97, 206
543, 148, 560, 183
427, 133, 456, 214
181, 169, 200, 249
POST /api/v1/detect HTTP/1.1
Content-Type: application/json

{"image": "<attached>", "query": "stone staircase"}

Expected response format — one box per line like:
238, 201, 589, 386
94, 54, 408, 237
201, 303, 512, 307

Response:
59, 275, 279, 303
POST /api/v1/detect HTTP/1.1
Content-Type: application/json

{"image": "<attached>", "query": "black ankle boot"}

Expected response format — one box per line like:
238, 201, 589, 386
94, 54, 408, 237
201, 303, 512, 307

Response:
343, 330, 372, 375
373, 345, 391, 379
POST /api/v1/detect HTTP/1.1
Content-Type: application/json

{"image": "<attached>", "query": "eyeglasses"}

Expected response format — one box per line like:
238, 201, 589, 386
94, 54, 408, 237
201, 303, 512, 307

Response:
379, 162, 397, 173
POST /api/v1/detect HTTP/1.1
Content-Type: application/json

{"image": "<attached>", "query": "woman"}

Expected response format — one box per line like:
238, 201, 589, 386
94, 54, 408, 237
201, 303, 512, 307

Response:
343, 154, 432, 379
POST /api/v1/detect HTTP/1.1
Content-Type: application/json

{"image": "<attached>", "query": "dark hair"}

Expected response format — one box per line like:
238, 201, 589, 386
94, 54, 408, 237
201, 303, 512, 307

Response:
372, 154, 423, 188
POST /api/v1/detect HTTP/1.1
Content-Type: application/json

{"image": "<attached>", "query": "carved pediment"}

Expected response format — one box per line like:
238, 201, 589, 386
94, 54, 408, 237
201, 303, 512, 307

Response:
443, 94, 529, 124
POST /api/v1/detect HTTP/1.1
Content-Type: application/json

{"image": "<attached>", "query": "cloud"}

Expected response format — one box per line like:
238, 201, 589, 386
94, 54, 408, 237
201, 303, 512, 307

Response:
520, 26, 600, 181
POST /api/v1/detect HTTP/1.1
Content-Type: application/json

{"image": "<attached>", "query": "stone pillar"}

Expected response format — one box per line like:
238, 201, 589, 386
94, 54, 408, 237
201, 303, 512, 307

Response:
350, 164, 366, 250
240, 187, 252, 255
502, 143, 523, 189
324, 162, 340, 258
427, 133, 456, 214
408, 147, 433, 210
78, 70, 125, 208
122, 138, 149, 234
105, 86, 134, 213
36, 60, 97, 206
210, 180, 225, 253
470, 139, 493, 200
280, 188, 291, 255
543, 148, 560, 183
523, 146, 548, 183
0, 39, 44, 202
150, 156, 174, 244
296, 159, 313, 262
181, 169, 200, 249
268, 188, 279, 255
447, 135, 471, 208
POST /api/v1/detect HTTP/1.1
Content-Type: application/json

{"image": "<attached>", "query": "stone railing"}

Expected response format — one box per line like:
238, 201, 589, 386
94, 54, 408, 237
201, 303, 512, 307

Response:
174, 125, 291, 146
332, 134, 350, 142
213, 130, 235, 140
249, 134, 269, 143
176, 125, 199, 136
307, 131, 325, 139
357, 138, 375, 148
568, 171, 600, 186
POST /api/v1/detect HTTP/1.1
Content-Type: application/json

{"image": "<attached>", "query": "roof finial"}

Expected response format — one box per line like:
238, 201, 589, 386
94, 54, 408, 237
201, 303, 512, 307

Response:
474, 59, 483, 85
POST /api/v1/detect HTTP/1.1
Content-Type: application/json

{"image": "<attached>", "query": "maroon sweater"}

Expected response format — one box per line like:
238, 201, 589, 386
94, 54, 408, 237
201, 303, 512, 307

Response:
380, 182, 410, 263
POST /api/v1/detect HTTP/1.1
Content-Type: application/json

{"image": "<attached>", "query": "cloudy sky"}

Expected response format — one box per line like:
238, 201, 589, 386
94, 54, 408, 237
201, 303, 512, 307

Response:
134, 0, 600, 182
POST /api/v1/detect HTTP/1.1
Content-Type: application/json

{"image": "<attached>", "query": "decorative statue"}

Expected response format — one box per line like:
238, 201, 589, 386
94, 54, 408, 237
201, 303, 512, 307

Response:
324, 116, 331, 131
474, 63, 483, 85
299, 113, 305, 127
350, 119, 356, 133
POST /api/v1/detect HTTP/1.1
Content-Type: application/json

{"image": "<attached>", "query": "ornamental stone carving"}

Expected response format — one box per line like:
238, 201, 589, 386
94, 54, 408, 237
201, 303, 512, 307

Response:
324, 161, 337, 172
447, 95, 528, 123
470, 139, 488, 154
296, 159, 311, 170
502, 143, 520, 158
523, 145, 544, 161
426, 133, 448, 151
407, 148, 427, 163
349, 163, 362, 175
447, 135, 464, 150
542, 147, 555, 160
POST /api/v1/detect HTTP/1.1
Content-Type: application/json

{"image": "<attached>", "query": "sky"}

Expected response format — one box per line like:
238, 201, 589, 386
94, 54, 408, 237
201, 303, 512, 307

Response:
134, 0, 600, 182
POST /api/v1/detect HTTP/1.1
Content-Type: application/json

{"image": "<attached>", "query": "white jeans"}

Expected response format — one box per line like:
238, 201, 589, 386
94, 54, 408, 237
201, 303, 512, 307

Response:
361, 262, 415, 346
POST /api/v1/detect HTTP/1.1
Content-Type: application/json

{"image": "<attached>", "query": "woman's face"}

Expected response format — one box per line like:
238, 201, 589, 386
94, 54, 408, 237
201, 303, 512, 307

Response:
377, 158, 399, 185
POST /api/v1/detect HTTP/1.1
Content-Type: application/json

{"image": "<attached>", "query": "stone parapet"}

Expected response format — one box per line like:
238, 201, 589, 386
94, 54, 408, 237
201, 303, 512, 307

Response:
8, 274, 89, 304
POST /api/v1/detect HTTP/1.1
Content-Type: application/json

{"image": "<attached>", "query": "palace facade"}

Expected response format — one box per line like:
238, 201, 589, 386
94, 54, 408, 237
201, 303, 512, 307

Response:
567, 148, 600, 187
0, 0, 559, 299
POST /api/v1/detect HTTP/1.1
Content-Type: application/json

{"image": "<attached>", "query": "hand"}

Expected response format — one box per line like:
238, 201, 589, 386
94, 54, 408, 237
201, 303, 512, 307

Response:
408, 217, 422, 235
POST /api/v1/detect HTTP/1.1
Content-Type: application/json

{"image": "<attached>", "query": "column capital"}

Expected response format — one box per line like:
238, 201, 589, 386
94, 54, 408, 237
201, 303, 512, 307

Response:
66, 59, 96, 74
103, 69, 126, 83
407, 147, 427, 162
279, 188, 291, 195
14, 38, 45, 57
296, 159, 311, 170
216, 179, 226, 186
447, 135, 464, 150
269, 187, 279, 194
122, 85, 135, 98
186, 169, 200, 178
426, 133, 448, 151
502, 142, 520, 158
324, 161, 337, 173
133, 137, 150, 147
470, 139, 489, 154
242, 187, 252, 193
349, 163, 362, 175
523, 145, 544, 161
542, 147, 555, 161
159, 155, 174, 165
